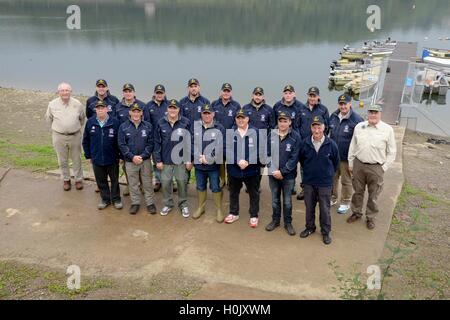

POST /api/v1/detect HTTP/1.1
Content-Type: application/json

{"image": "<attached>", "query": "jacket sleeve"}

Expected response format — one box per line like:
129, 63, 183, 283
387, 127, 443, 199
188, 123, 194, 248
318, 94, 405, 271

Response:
143, 104, 151, 123
269, 107, 277, 130
79, 107, 86, 128
190, 126, 197, 163
114, 122, 122, 160
85, 103, 92, 120
323, 107, 331, 135
118, 124, 134, 162
44, 103, 53, 124
153, 123, 162, 163
331, 140, 340, 172
141, 123, 154, 160
347, 128, 358, 168
297, 139, 305, 167
82, 123, 91, 159
280, 137, 302, 177
382, 126, 397, 172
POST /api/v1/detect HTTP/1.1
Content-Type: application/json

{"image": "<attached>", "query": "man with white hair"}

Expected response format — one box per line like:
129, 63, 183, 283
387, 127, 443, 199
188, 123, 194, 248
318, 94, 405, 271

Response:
45, 82, 86, 191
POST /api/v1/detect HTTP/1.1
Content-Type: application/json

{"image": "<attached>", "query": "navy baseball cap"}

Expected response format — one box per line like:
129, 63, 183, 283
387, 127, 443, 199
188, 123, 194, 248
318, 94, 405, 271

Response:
235, 108, 249, 118
338, 94, 352, 103
311, 115, 324, 125
278, 112, 290, 120
95, 100, 107, 108
188, 78, 199, 86
283, 85, 295, 93
201, 104, 214, 113
96, 79, 108, 87
122, 83, 135, 91
168, 99, 180, 109
253, 87, 264, 95
221, 83, 232, 91
154, 84, 165, 93
130, 103, 142, 112
307, 86, 320, 95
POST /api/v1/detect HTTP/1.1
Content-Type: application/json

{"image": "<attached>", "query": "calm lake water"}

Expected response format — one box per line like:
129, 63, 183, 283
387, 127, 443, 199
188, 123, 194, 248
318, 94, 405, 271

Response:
1, 0, 449, 136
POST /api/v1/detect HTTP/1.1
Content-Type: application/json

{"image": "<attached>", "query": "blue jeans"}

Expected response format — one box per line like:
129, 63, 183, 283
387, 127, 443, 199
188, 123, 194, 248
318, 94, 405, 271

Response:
195, 169, 221, 193
269, 177, 295, 224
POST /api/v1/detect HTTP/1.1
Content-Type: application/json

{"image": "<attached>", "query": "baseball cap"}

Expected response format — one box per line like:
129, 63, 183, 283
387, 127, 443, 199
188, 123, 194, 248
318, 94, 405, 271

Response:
96, 79, 108, 87
154, 84, 165, 93
307, 86, 320, 95
253, 87, 264, 95
122, 83, 135, 91
311, 115, 324, 125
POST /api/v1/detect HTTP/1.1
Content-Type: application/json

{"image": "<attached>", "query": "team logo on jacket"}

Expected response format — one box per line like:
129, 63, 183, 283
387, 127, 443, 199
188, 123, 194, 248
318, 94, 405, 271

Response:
344, 125, 349, 133
90, 126, 96, 133
228, 110, 233, 117
197, 106, 202, 113
141, 130, 147, 137
261, 114, 266, 122
286, 143, 292, 152
108, 105, 112, 112
292, 112, 296, 118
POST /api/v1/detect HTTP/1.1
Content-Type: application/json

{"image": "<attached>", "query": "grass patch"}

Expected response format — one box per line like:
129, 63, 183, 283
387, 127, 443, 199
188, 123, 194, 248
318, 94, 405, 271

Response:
47, 278, 114, 298
330, 181, 449, 300
0, 261, 40, 298
0, 260, 115, 299
0, 139, 58, 171
395, 182, 449, 210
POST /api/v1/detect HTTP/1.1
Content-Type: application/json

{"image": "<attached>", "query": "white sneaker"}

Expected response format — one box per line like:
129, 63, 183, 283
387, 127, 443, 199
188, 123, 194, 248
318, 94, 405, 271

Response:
160, 206, 172, 216
249, 217, 259, 228
181, 207, 190, 218
337, 204, 350, 214
330, 199, 338, 206
224, 214, 239, 224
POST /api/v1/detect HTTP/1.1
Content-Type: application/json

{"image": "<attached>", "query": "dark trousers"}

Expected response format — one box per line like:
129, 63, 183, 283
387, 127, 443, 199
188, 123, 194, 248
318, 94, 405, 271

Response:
269, 177, 295, 224
93, 163, 121, 204
304, 184, 332, 235
228, 175, 260, 218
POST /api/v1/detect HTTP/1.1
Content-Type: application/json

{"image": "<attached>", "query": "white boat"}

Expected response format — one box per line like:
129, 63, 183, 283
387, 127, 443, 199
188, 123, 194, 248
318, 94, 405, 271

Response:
329, 73, 364, 85
424, 56, 450, 68
341, 45, 393, 60
343, 75, 379, 95
426, 48, 450, 58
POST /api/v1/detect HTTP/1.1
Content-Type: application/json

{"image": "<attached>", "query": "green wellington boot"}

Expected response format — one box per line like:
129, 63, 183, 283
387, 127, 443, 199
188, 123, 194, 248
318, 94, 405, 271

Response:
193, 190, 207, 219
213, 192, 224, 223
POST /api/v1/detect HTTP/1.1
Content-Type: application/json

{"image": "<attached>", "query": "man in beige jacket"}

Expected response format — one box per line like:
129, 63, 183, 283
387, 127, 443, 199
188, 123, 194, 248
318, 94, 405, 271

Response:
45, 82, 86, 191
347, 104, 396, 230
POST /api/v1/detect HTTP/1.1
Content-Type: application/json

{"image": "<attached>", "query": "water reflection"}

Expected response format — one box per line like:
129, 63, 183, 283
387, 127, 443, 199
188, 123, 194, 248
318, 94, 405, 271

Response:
1, 0, 449, 47
1, 0, 449, 136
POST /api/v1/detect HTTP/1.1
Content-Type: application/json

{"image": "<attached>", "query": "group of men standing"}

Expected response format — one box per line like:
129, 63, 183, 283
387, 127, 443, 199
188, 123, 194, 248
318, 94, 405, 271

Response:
45, 78, 396, 245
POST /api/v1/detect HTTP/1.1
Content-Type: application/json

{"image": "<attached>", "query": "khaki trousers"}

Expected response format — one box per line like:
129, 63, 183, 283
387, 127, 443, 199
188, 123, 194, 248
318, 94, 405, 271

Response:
350, 158, 384, 220
332, 161, 353, 205
52, 131, 83, 182
125, 159, 154, 206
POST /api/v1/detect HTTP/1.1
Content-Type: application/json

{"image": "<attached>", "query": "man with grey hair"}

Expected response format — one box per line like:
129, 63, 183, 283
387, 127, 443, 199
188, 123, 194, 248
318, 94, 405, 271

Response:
45, 82, 86, 191
347, 104, 396, 230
